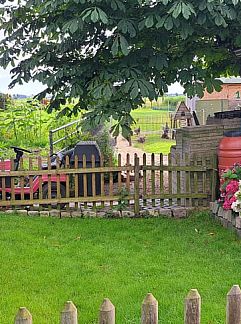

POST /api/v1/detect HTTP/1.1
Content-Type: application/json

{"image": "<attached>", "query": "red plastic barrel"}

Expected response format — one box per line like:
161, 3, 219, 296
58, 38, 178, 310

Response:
218, 136, 241, 173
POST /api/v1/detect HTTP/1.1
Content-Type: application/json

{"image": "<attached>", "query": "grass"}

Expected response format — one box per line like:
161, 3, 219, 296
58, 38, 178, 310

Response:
133, 134, 175, 154
0, 212, 241, 323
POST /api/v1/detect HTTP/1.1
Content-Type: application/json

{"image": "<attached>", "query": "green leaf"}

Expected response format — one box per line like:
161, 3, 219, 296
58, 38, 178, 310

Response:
119, 35, 130, 56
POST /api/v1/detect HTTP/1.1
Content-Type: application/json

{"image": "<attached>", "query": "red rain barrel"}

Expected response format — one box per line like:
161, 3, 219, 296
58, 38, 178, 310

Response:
218, 133, 241, 173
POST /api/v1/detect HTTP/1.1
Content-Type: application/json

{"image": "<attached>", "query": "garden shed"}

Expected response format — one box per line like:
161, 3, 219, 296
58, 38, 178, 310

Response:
172, 101, 193, 128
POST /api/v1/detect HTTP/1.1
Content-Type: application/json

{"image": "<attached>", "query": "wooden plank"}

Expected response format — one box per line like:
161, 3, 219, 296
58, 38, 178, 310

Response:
65, 155, 70, 211
168, 153, 172, 206
193, 154, 199, 207
134, 154, 140, 216
226, 285, 241, 324
109, 155, 113, 208
118, 154, 122, 193
1, 158, 6, 202
56, 156, 61, 212
184, 289, 201, 324
143, 153, 147, 206
159, 153, 164, 207
100, 154, 105, 209
202, 155, 207, 207
74, 155, 79, 209
176, 153, 181, 206
211, 154, 218, 202
38, 157, 43, 203
0, 165, 209, 177
99, 298, 115, 324
185, 153, 191, 207
151, 153, 155, 207
20, 157, 24, 202
60, 301, 78, 324
141, 293, 158, 324
10, 158, 15, 204
83, 154, 87, 209
92, 154, 96, 210
29, 157, 34, 210
126, 153, 130, 206
47, 156, 51, 211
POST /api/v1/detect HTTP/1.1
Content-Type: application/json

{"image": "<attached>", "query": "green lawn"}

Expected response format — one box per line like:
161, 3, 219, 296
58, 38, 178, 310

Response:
133, 134, 175, 154
0, 212, 240, 323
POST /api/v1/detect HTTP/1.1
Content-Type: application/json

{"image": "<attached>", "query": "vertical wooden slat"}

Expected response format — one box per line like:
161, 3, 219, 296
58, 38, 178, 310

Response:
143, 153, 147, 206
92, 154, 96, 209
29, 157, 34, 206
202, 155, 207, 207
151, 153, 155, 207
56, 156, 61, 212
168, 153, 172, 206
109, 155, 113, 208
15, 307, 32, 324
193, 154, 199, 207
1, 158, 6, 202
134, 154, 140, 216
65, 155, 70, 211
60, 301, 78, 324
100, 154, 105, 209
226, 285, 241, 324
184, 289, 201, 324
38, 157, 43, 205
74, 155, 79, 209
47, 156, 51, 210
159, 153, 164, 207
118, 154, 122, 193
176, 153, 181, 206
141, 293, 158, 324
126, 153, 130, 195
83, 154, 87, 209
10, 158, 15, 204
185, 153, 191, 207
211, 154, 218, 202
99, 299, 115, 324
19, 157, 24, 202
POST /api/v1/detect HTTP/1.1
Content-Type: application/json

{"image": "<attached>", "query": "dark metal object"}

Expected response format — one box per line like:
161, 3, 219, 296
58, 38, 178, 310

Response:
214, 109, 241, 119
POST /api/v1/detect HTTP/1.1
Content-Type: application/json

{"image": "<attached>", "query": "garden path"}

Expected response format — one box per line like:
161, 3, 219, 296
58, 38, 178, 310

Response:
115, 135, 168, 165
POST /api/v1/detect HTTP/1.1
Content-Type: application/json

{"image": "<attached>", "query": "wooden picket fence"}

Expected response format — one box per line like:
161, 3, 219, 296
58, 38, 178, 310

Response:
0, 152, 217, 214
14, 285, 241, 323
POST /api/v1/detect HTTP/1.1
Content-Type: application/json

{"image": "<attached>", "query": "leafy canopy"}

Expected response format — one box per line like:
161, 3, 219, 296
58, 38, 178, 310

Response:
1, 0, 241, 136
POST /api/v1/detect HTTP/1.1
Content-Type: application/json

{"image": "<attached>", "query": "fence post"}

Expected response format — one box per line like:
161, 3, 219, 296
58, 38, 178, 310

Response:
60, 301, 78, 324
184, 289, 201, 324
15, 307, 32, 324
99, 298, 115, 324
134, 154, 140, 216
141, 293, 158, 324
226, 285, 241, 324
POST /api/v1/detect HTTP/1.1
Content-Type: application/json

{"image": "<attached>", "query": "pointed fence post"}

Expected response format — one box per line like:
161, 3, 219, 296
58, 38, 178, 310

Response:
15, 307, 32, 324
99, 298, 115, 324
184, 289, 201, 324
60, 301, 78, 324
226, 285, 241, 324
141, 293, 158, 324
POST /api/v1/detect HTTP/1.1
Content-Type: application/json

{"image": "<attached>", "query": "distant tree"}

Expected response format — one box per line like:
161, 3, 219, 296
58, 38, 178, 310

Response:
0, 0, 241, 136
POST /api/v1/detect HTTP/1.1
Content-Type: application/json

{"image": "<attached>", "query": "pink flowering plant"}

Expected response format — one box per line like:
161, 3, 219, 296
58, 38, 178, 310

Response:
220, 164, 241, 212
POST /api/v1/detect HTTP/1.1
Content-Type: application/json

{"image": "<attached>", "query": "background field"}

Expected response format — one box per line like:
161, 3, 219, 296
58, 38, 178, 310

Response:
0, 212, 240, 323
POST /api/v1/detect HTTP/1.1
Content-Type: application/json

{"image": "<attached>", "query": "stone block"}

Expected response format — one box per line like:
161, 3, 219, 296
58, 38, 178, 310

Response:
236, 217, 241, 229
148, 209, 160, 217
17, 210, 28, 216
223, 210, 232, 222
220, 218, 229, 228
122, 210, 135, 218
28, 211, 39, 217
61, 211, 71, 218
71, 211, 82, 218
158, 208, 172, 218
218, 207, 224, 218
40, 211, 50, 217
212, 201, 220, 214
172, 207, 187, 219
236, 228, 241, 238
96, 211, 106, 218
139, 210, 150, 218
5, 209, 16, 214
82, 210, 97, 218
50, 210, 61, 217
